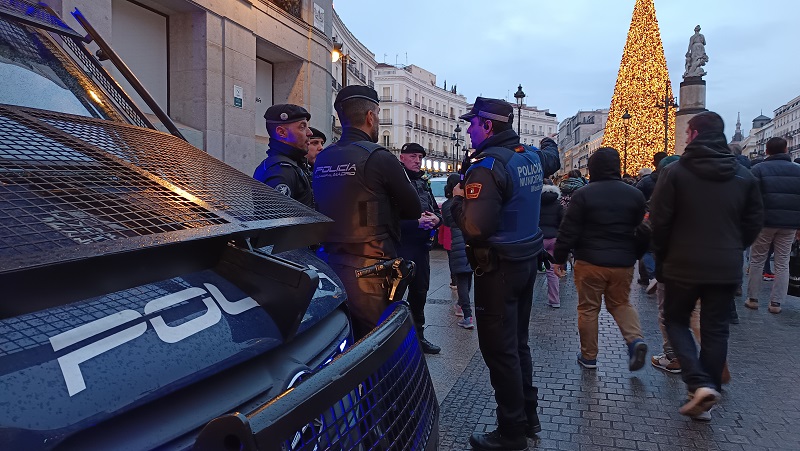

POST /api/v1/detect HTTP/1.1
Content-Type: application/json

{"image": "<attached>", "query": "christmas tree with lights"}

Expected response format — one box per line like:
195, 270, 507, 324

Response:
602, 0, 674, 176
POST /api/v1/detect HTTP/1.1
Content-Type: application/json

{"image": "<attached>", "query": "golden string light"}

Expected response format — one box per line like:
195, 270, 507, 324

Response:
602, 0, 675, 176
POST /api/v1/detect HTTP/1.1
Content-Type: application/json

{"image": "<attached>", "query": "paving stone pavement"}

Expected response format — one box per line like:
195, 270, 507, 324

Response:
421, 250, 800, 450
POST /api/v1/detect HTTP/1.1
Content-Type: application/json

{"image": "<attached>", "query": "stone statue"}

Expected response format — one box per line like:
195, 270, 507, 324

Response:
683, 25, 708, 78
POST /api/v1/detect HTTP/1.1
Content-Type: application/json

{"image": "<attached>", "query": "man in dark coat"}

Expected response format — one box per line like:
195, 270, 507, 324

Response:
650, 111, 763, 420
636, 151, 668, 201
397, 142, 443, 354
744, 137, 800, 314
312, 86, 422, 340
253, 104, 315, 208
552, 147, 648, 373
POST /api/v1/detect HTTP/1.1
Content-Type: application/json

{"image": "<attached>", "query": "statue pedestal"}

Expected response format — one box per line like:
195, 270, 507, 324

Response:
675, 77, 707, 155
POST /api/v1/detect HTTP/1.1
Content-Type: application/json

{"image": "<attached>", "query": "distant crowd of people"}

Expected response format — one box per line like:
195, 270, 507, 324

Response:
249, 87, 800, 450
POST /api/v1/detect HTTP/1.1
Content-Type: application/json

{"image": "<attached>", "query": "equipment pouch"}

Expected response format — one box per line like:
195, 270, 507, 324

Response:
467, 245, 497, 276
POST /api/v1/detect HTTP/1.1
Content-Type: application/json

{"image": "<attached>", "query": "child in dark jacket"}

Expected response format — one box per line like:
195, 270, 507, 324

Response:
540, 181, 564, 307
442, 174, 474, 329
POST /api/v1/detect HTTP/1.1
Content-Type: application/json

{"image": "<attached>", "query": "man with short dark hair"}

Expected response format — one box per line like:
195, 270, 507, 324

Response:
650, 111, 763, 420
397, 142, 442, 354
253, 104, 315, 207
313, 86, 422, 340
306, 127, 326, 167
744, 136, 800, 314
452, 97, 560, 450
553, 147, 649, 374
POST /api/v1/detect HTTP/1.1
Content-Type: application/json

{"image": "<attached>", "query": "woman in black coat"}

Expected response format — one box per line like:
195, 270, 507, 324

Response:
442, 174, 474, 329
540, 181, 564, 307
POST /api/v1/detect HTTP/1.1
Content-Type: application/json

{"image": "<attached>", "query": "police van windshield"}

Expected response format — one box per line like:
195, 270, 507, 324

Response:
0, 17, 108, 118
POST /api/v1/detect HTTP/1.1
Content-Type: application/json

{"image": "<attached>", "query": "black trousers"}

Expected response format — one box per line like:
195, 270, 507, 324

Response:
474, 257, 538, 436
663, 281, 734, 392
330, 260, 391, 341
397, 242, 430, 327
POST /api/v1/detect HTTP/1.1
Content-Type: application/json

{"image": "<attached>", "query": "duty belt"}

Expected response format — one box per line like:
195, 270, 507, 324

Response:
355, 258, 416, 302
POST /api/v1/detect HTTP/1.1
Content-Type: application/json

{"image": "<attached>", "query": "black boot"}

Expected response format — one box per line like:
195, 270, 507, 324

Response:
469, 428, 527, 451
417, 331, 441, 354
525, 394, 541, 438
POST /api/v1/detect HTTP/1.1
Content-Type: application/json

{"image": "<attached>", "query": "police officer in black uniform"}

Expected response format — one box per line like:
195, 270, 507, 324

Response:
307, 127, 326, 168
398, 143, 442, 354
253, 104, 314, 208
451, 97, 560, 450
313, 86, 422, 340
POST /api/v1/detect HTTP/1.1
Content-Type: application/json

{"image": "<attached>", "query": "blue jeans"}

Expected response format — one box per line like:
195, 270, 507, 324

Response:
642, 252, 656, 276
664, 281, 735, 392
455, 272, 473, 318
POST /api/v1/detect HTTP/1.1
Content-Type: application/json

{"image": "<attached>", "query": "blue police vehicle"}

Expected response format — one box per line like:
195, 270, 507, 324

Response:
0, 2, 438, 449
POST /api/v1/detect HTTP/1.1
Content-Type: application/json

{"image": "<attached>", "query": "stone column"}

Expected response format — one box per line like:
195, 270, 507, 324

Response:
674, 76, 707, 155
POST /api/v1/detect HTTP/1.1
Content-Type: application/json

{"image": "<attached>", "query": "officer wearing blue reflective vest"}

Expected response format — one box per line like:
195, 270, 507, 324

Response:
451, 97, 560, 451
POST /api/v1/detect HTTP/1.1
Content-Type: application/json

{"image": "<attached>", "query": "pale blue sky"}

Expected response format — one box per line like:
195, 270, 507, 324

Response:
334, 0, 797, 137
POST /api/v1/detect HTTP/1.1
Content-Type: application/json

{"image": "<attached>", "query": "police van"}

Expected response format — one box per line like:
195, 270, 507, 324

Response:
0, 3, 438, 450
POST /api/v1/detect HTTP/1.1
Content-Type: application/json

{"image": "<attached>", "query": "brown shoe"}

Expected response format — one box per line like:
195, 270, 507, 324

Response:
721, 361, 731, 384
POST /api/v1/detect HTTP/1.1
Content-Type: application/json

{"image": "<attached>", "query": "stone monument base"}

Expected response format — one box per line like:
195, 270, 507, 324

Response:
675, 77, 707, 155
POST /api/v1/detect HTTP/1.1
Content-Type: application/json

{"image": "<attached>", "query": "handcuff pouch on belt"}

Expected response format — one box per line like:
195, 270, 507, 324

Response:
466, 245, 498, 276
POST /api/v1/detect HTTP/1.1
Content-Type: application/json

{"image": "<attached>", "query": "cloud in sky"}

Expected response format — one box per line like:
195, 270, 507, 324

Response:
334, 0, 797, 138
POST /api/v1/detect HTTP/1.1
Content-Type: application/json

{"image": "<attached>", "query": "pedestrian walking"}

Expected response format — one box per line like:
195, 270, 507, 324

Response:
452, 97, 560, 450
312, 86, 422, 340
558, 169, 586, 209
650, 111, 763, 420
636, 151, 668, 288
744, 137, 800, 314
397, 142, 443, 354
442, 174, 474, 329
253, 104, 315, 208
552, 147, 649, 372
539, 180, 564, 308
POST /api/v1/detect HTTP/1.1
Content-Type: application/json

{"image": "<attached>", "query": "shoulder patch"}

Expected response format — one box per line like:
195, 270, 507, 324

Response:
274, 183, 292, 196
466, 156, 496, 173
465, 183, 482, 199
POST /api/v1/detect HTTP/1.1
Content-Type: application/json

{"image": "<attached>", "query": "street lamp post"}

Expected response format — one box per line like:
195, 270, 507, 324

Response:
331, 37, 349, 88
622, 109, 631, 176
514, 84, 526, 136
654, 82, 677, 154
451, 122, 463, 173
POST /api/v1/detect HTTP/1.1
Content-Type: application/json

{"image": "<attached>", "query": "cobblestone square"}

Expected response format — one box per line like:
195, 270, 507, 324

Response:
423, 250, 800, 450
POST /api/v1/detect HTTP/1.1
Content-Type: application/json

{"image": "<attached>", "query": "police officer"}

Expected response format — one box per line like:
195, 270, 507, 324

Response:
313, 86, 422, 340
451, 97, 560, 450
253, 104, 314, 208
307, 127, 326, 167
398, 142, 442, 354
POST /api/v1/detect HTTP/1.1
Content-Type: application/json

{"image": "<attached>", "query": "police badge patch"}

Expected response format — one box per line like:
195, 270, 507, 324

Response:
275, 183, 292, 196
465, 183, 482, 199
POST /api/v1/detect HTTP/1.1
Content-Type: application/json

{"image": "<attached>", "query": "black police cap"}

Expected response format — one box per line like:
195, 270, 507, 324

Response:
334, 85, 379, 108
264, 104, 311, 124
401, 142, 426, 158
309, 127, 327, 143
460, 97, 513, 123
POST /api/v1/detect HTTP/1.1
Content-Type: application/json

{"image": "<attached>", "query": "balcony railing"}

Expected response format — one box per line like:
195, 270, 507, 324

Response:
421, 125, 428, 132
368, 81, 374, 88
379, 118, 393, 125
421, 105, 428, 112
379, 96, 392, 102
414, 123, 421, 130
414, 101, 420, 108
406, 98, 412, 105
449, 114, 455, 119
435, 110, 441, 116
405, 120, 413, 128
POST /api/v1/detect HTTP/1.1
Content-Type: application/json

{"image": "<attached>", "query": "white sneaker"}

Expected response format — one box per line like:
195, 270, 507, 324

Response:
680, 387, 720, 417
646, 279, 658, 295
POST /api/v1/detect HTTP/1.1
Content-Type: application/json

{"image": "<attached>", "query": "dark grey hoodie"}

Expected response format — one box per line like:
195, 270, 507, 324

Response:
649, 132, 764, 284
